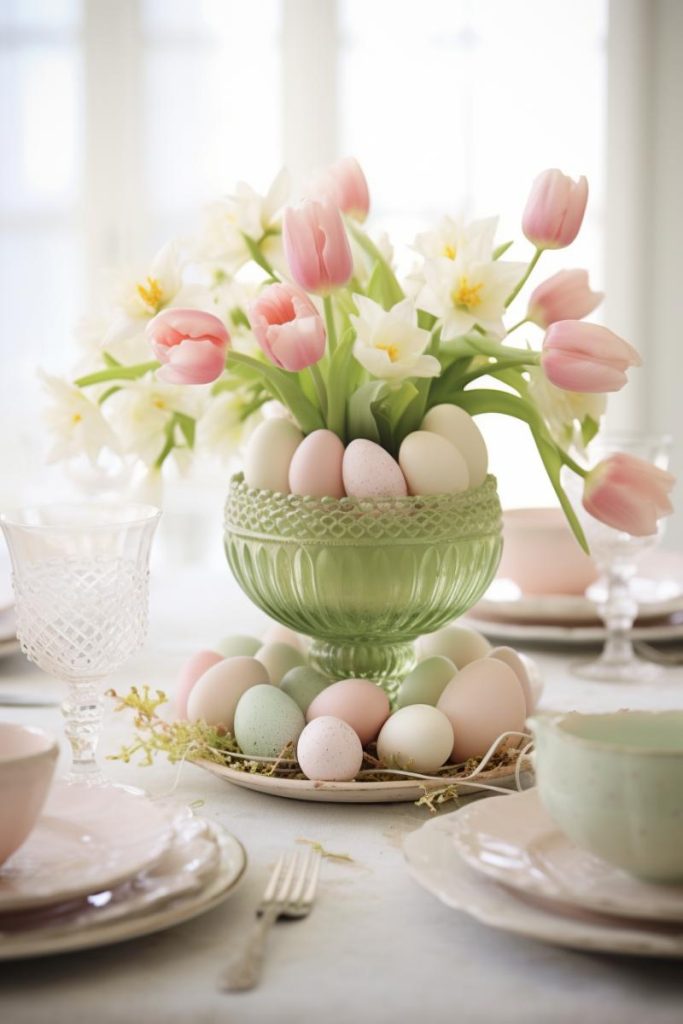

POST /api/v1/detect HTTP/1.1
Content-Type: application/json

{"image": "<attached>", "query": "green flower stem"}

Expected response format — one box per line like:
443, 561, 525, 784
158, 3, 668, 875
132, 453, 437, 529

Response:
560, 449, 588, 478
75, 361, 159, 388
504, 247, 542, 308
445, 353, 539, 393
309, 362, 328, 420
228, 350, 324, 434
506, 317, 531, 334
323, 295, 337, 356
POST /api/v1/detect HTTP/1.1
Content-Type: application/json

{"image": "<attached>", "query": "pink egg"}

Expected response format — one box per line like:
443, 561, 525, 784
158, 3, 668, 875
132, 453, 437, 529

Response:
342, 439, 408, 499
289, 429, 345, 498
297, 716, 363, 781
489, 646, 535, 714
437, 657, 526, 762
306, 679, 390, 745
176, 649, 223, 718
262, 622, 308, 653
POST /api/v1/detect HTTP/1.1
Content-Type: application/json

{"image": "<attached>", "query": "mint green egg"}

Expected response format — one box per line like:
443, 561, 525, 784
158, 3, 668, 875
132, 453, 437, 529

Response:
215, 634, 262, 658
280, 666, 332, 712
234, 684, 305, 758
396, 656, 457, 708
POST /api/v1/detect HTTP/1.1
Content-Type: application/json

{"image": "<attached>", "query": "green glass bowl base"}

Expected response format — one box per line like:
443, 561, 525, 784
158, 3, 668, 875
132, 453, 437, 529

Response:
308, 639, 417, 698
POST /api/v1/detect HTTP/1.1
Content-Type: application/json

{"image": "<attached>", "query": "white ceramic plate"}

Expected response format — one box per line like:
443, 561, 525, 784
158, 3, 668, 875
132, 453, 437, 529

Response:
403, 811, 683, 958
198, 759, 528, 804
463, 613, 683, 649
0, 826, 246, 960
451, 788, 683, 923
0, 782, 174, 912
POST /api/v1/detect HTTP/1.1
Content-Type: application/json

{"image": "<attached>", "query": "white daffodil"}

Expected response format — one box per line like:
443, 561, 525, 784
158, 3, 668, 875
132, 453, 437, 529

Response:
196, 390, 262, 462
40, 372, 118, 464
527, 366, 607, 451
351, 296, 440, 380
418, 254, 526, 340
192, 168, 290, 271
106, 378, 206, 466
414, 215, 498, 264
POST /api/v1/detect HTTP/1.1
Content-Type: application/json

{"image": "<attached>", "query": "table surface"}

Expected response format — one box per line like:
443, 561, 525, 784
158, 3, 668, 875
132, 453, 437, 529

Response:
1, 568, 683, 1024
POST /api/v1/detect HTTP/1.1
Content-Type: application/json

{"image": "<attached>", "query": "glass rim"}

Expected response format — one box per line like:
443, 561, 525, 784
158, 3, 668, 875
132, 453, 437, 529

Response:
0, 501, 162, 532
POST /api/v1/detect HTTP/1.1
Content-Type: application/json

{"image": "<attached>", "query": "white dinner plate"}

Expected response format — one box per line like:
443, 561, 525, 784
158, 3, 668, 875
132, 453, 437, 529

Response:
0, 782, 174, 912
450, 788, 683, 923
463, 613, 683, 649
0, 826, 246, 960
403, 811, 683, 958
198, 758, 529, 804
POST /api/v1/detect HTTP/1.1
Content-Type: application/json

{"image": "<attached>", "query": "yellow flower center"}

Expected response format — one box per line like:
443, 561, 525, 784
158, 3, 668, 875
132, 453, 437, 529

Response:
71, 412, 82, 425
377, 342, 401, 363
152, 398, 167, 410
452, 275, 484, 310
136, 276, 165, 313
443, 244, 456, 260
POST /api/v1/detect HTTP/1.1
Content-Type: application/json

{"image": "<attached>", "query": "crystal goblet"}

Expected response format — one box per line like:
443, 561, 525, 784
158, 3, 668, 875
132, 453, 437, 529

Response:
0, 503, 160, 784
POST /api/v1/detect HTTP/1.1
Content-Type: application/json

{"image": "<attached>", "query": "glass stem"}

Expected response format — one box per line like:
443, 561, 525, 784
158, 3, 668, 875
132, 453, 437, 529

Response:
598, 565, 638, 667
62, 680, 105, 782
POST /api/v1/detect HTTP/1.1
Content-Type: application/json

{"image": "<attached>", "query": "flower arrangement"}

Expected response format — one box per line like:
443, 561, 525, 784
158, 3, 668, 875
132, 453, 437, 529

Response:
46, 158, 674, 542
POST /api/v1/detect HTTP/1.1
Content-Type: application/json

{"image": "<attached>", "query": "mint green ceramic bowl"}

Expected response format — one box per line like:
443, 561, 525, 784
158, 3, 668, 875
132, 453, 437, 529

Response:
224, 473, 502, 695
530, 710, 683, 883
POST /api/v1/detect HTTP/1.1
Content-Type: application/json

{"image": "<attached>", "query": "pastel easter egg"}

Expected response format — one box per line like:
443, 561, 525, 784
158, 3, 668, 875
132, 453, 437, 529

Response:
297, 717, 363, 782
489, 646, 541, 714
288, 429, 345, 498
280, 665, 332, 712
256, 641, 306, 684
262, 623, 308, 653
437, 657, 526, 762
187, 656, 271, 732
417, 625, 490, 668
306, 679, 390, 745
342, 439, 408, 499
234, 685, 305, 758
396, 656, 457, 708
215, 634, 262, 658
244, 418, 304, 493
176, 649, 224, 718
377, 704, 454, 773
398, 431, 469, 495
421, 404, 489, 488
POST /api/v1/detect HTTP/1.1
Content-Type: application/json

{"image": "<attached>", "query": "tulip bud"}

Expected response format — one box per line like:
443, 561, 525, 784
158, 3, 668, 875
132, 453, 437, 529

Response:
541, 321, 641, 393
247, 283, 326, 372
522, 169, 588, 249
283, 200, 353, 295
583, 453, 675, 536
146, 308, 229, 385
310, 157, 370, 222
528, 269, 602, 328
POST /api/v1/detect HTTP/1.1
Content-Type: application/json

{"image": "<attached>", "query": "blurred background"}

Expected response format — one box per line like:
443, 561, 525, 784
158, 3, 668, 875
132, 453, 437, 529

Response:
1, 0, 681, 551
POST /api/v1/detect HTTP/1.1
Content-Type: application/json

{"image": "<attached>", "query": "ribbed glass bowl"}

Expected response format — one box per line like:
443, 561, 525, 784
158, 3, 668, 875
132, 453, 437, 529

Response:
224, 473, 503, 696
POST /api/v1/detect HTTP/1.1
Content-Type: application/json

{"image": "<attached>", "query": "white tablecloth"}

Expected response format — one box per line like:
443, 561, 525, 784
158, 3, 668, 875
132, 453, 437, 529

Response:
1, 569, 683, 1024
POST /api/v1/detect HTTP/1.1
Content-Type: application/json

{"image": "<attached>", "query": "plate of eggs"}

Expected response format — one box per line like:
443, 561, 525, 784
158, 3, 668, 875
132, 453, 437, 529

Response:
176, 622, 540, 804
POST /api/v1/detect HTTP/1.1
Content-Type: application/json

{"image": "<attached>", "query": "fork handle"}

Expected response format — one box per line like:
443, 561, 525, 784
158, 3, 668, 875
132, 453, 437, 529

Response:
219, 905, 280, 992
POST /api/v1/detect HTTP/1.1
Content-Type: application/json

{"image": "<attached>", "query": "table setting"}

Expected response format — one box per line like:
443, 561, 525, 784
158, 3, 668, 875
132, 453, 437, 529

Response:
2, 156, 683, 1024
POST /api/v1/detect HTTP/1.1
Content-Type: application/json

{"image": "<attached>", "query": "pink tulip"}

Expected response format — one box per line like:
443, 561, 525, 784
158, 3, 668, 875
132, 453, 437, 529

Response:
311, 157, 370, 222
247, 283, 326, 371
541, 321, 641, 393
528, 270, 602, 328
146, 308, 229, 385
522, 169, 589, 249
583, 453, 675, 537
283, 200, 353, 295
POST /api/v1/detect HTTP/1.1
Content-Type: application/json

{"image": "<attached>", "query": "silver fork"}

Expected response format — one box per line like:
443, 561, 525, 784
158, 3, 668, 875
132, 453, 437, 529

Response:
219, 847, 322, 992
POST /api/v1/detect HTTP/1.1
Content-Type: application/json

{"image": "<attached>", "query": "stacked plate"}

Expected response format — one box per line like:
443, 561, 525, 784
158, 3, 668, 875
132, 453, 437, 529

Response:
404, 788, 683, 957
0, 782, 246, 960
0, 604, 19, 660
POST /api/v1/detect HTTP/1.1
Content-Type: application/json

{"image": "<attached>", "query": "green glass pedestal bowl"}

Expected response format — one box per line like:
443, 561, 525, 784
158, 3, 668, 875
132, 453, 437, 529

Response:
224, 473, 502, 697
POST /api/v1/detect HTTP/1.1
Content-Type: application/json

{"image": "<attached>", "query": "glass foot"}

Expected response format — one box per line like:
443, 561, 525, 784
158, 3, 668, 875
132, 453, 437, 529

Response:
572, 655, 660, 683
308, 638, 416, 698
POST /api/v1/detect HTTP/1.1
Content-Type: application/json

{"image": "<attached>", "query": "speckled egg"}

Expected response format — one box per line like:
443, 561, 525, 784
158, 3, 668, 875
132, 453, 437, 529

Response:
215, 634, 262, 658
187, 656, 271, 731
176, 649, 224, 718
233, 684, 306, 758
398, 431, 470, 495
256, 641, 306, 684
262, 623, 308, 653
490, 646, 540, 714
280, 665, 332, 712
421, 404, 489, 488
377, 704, 454, 773
306, 679, 390, 745
417, 625, 491, 668
244, 418, 304, 493
437, 657, 526, 762
396, 656, 457, 708
297, 716, 363, 781
342, 439, 408, 499
288, 429, 345, 498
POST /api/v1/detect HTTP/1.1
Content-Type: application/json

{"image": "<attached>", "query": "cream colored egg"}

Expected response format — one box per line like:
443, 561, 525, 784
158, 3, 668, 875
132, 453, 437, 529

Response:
176, 649, 223, 719
289, 429, 345, 498
262, 623, 308, 653
421, 404, 488, 488
306, 679, 390, 745
215, 634, 261, 658
233, 685, 305, 758
342, 439, 408, 499
417, 624, 491, 668
256, 642, 306, 684
297, 716, 363, 781
377, 705, 454, 773
398, 431, 469, 495
396, 656, 457, 708
243, 418, 304, 493
187, 656, 271, 732
489, 646, 537, 714
437, 657, 526, 762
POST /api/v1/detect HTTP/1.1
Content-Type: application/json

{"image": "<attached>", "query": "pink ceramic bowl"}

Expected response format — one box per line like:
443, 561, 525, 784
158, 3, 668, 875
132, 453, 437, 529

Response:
0, 723, 59, 865
497, 507, 599, 596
